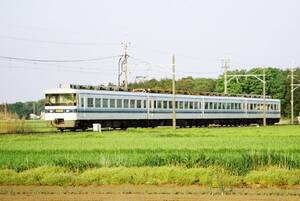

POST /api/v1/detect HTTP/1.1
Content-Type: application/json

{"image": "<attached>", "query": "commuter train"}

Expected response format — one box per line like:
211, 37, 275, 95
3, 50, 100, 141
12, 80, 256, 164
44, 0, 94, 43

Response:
44, 84, 281, 131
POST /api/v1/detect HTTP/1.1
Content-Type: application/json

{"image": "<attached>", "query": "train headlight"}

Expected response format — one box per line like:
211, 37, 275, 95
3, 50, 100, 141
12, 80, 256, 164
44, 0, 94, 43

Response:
49, 110, 54, 113
66, 109, 70, 113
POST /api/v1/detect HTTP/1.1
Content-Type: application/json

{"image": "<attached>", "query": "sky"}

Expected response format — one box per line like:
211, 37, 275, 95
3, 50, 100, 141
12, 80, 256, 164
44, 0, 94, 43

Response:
0, 0, 299, 103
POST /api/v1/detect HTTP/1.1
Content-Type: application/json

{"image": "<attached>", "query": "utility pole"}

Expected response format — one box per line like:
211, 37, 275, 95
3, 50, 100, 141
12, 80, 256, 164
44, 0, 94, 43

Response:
290, 68, 300, 124
172, 54, 176, 129
222, 58, 230, 94
262, 68, 267, 126
4, 102, 7, 119
226, 69, 267, 126
33, 102, 35, 115
120, 42, 129, 90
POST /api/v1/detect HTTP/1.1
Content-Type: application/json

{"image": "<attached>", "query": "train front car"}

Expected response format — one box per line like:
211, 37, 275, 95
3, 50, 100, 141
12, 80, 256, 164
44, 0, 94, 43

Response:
44, 88, 78, 131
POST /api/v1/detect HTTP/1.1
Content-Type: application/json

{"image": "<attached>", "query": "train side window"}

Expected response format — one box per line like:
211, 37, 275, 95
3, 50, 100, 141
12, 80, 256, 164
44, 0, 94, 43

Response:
143, 100, 147, 108
189, 102, 193, 109
179, 101, 183, 109
117, 99, 122, 108
110, 99, 115, 108
103, 98, 108, 108
137, 100, 142, 108
154, 100, 157, 108
95, 98, 101, 108
169, 101, 173, 109
175, 101, 178, 109
130, 100, 135, 108
231, 103, 235, 110
157, 100, 162, 109
205, 102, 209, 109
209, 102, 213, 109
184, 101, 188, 109
222, 103, 226, 110
213, 102, 218, 110
87, 98, 94, 108
199, 102, 202, 109
124, 99, 129, 108
194, 102, 198, 109
163, 101, 168, 109
81, 97, 85, 107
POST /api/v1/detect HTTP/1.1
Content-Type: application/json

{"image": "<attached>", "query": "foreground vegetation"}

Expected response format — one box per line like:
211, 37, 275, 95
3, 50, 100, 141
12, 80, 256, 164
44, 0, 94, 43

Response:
0, 166, 299, 187
0, 125, 299, 178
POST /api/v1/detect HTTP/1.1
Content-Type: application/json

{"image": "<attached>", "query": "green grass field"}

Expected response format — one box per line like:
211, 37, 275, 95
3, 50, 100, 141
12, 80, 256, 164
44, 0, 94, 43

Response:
0, 122, 299, 187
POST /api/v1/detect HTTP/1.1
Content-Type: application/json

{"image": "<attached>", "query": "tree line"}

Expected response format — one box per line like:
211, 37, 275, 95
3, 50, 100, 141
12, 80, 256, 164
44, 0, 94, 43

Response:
129, 67, 300, 117
1, 67, 299, 119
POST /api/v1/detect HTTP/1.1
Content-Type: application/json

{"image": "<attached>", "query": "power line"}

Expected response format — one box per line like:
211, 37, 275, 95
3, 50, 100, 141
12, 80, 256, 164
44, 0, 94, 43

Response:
0, 34, 120, 46
0, 64, 118, 74
0, 55, 120, 63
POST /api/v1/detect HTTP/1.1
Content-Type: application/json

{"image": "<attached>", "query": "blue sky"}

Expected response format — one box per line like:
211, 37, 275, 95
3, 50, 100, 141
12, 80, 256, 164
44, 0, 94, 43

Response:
0, 0, 299, 102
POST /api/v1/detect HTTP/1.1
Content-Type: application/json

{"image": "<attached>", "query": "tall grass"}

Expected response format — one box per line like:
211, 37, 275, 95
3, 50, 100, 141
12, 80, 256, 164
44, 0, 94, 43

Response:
0, 166, 299, 187
0, 113, 32, 134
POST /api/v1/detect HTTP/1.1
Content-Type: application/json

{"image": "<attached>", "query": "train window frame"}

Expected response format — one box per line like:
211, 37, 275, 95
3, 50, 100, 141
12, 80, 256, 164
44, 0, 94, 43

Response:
87, 97, 94, 108
117, 99, 122, 108
124, 99, 129, 108
137, 100, 142, 108
95, 98, 101, 108
103, 98, 108, 108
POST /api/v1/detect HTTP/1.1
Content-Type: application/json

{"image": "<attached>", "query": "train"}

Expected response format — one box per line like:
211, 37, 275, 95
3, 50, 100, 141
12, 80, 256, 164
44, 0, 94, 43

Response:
44, 84, 281, 131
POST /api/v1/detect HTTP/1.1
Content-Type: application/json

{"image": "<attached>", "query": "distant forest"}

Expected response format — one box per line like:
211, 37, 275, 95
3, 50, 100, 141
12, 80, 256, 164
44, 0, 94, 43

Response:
1, 67, 299, 119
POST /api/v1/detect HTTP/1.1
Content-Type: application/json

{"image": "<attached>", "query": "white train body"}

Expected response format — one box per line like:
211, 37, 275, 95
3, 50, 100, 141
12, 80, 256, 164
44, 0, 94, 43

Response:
45, 87, 280, 130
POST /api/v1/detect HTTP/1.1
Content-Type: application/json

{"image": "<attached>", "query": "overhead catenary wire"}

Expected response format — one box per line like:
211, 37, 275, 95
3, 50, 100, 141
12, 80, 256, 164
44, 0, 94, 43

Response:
0, 55, 121, 63
0, 34, 120, 46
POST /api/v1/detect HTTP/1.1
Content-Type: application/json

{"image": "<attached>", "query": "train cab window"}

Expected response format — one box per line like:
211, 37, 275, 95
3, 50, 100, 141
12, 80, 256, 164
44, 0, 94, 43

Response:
124, 99, 129, 108
169, 101, 173, 109
137, 100, 142, 108
163, 101, 168, 109
103, 98, 108, 108
130, 100, 135, 108
95, 98, 101, 108
117, 99, 122, 108
87, 98, 94, 108
81, 98, 85, 107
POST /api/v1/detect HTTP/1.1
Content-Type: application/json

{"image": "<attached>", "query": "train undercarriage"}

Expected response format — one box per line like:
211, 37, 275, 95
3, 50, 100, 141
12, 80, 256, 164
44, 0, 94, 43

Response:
50, 118, 280, 131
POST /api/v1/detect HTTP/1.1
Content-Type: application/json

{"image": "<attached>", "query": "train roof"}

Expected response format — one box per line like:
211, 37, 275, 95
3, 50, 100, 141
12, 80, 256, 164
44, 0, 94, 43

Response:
45, 84, 280, 102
